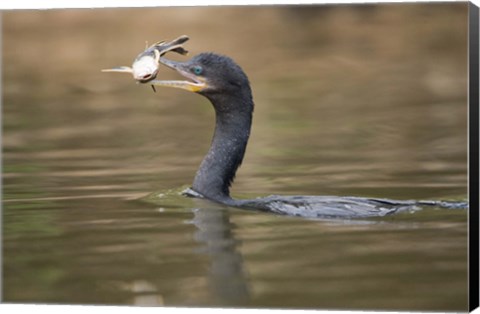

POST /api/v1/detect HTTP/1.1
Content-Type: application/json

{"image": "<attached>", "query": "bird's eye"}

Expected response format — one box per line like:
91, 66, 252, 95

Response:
192, 65, 203, 75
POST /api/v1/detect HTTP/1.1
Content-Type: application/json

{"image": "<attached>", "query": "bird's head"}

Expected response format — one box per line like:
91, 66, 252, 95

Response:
151, 53, 251, 100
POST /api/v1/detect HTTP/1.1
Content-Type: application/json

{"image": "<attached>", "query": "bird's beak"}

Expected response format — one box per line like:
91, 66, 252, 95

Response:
149, 57, 207, 93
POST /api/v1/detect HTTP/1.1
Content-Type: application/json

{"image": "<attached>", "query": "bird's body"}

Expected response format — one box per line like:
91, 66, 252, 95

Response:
104, 38, 468, 219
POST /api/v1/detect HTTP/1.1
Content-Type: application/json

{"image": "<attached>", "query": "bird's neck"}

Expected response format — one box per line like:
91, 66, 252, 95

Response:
192, 93, 253, 203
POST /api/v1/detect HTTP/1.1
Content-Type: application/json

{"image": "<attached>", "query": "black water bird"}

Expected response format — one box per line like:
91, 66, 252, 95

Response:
142, 52, 466, 219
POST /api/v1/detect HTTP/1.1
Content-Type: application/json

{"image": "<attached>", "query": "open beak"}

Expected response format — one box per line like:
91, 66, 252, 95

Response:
148, 57, 207, 93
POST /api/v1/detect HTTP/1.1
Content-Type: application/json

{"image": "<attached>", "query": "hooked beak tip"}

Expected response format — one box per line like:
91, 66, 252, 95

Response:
158, 57, 182, 69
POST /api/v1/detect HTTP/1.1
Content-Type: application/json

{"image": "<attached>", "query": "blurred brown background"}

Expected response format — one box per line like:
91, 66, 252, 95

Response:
2, 3, 469, 310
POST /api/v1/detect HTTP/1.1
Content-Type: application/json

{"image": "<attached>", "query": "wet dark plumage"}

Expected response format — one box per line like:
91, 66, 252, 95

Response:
157, 52, 467, 219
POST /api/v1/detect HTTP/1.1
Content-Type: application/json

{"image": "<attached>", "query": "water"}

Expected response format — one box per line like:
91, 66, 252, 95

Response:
2, 4, 469, 311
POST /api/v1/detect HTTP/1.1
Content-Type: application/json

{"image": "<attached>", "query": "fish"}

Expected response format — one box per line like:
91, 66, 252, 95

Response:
102, 35, 189, 91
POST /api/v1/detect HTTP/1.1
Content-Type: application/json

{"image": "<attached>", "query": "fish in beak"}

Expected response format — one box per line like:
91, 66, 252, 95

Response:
102, 35, 189, 86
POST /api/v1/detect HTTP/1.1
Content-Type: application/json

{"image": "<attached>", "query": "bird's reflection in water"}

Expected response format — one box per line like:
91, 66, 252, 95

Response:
189, 207, 250, 306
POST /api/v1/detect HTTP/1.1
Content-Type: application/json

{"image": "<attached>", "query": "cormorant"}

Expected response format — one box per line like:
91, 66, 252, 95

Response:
104, 38, 468, 219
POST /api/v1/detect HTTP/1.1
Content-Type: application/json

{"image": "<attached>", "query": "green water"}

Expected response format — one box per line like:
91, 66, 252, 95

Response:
2, 3, 468, 311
